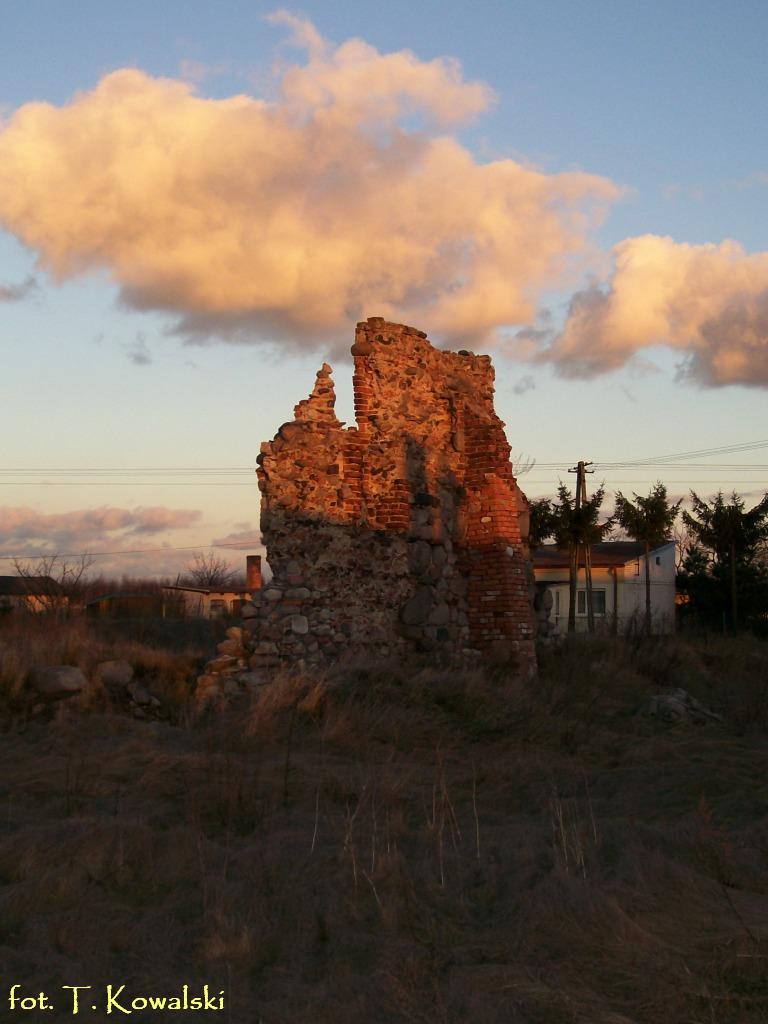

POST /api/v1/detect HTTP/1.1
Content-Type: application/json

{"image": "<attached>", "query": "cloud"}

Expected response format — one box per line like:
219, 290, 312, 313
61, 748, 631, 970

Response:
126, 332, 152, 365
0, 16, 618, 353
512, 374, 536, 395
527, 235, 768, 387
0, 505, 201, 553
0, 274, 37, 302
0, 505, 206, 579
179, 58, 233, 84
211, 526, 263, 550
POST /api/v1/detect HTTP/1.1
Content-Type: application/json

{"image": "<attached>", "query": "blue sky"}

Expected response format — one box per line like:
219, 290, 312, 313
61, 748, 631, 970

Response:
1, 2, 767, 576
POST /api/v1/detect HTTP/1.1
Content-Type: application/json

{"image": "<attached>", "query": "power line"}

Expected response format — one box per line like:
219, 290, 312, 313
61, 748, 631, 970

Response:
2, 438, 767, 475
0, 482, 256, 487
0, 540, 261, 561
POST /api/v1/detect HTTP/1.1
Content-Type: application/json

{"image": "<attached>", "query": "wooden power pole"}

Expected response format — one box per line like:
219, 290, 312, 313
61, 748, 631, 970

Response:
568, 460, 595, 633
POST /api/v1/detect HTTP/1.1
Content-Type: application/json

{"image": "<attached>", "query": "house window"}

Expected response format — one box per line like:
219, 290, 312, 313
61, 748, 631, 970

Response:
210, 599, 227, 618
655, 556, 661, 565
576, 589, 606, 615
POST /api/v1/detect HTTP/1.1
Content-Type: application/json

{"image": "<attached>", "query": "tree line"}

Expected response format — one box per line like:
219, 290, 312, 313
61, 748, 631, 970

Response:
528, 482, 768, 636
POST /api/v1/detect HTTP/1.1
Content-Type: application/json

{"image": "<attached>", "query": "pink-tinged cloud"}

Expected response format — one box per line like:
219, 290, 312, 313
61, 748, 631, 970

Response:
525, 235, 768, 387
0, 505, 201, 551
0, 17, 618, 352
211, 527, 263, 551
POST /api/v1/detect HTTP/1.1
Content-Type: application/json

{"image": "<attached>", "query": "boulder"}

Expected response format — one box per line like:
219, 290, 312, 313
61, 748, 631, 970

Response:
94, 660, 134, 690
127, 681, 153, 706
646, 688, 722, 725
28, 666, 86, 698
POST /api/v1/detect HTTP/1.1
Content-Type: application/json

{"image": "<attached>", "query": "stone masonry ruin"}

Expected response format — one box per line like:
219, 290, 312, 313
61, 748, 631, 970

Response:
197, 317, 536, 698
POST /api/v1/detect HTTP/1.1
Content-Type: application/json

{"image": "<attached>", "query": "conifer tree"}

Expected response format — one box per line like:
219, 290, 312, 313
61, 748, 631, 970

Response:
614, 482, 681, 636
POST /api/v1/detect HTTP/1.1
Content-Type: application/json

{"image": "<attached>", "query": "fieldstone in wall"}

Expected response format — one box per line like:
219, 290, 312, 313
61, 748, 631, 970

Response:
198, 317, 537, 698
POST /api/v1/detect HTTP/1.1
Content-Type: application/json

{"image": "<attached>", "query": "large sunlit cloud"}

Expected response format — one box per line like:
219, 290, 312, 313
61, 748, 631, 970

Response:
0, 15, 618, 352
523, 235, 768, 387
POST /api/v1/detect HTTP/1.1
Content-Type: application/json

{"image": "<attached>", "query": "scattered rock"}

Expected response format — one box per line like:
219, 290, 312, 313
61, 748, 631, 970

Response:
646, 688, 723, 725
127, 681, 153, 706
28, 666, 86, 698
94, 660, 134, 690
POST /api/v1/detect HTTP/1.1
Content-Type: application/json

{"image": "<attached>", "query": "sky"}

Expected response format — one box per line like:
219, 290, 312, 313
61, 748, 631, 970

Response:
1, 1, 767, 578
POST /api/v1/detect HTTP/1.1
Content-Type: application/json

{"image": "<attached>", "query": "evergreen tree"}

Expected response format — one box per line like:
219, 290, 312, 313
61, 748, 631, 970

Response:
613, 482, 681, 636
682, 490, 768, 631
527, 497, 556, 549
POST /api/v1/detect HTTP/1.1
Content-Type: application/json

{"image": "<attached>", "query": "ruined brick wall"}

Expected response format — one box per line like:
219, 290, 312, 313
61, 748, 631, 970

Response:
199, 318, 536, 694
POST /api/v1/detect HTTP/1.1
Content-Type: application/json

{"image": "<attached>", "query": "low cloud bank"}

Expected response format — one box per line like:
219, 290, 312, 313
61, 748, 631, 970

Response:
0, 506, 201, 555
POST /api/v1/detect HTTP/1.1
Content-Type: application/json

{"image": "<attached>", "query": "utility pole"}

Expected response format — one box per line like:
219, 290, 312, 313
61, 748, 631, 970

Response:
568, 460, 595, 633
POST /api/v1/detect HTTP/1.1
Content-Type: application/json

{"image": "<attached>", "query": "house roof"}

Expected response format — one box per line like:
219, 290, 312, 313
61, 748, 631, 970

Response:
0, 575, 62, 595
532, 541, 672, 569
161, 585, 252, 596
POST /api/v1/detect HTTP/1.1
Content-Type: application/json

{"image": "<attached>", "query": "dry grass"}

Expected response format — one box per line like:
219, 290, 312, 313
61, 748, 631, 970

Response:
0, 628, 767, 1021
0, 615, 217, 715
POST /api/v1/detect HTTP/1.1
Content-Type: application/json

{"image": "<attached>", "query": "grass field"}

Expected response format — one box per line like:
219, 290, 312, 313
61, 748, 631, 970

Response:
0, 620, 767, 1022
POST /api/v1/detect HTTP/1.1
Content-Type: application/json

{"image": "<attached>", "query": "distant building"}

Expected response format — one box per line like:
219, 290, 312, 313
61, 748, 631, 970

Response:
160, 554, 263, 619
0, 575, 65, 614
160, 584, 256, 619
532, 541, 676, 634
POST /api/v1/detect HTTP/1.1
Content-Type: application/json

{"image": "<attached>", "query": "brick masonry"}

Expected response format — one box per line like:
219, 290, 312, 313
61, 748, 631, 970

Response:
197, 318, 536, 699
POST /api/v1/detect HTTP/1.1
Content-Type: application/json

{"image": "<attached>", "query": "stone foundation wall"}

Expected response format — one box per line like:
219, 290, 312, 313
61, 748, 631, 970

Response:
198, 317, 536, 698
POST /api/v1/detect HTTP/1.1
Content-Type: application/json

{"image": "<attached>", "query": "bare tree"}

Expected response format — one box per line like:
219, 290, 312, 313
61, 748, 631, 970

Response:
12, 553, 95, 615
672, 517, 696, 572
181, 550, 238, 588
512, 452, 536, 477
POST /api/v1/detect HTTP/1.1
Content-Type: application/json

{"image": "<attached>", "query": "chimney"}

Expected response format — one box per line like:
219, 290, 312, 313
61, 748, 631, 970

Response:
246, 555, 262, 591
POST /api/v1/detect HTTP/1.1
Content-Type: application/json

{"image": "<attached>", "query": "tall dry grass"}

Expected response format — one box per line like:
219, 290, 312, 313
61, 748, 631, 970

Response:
0, 629, 766, 1021
0, 614, 219, 714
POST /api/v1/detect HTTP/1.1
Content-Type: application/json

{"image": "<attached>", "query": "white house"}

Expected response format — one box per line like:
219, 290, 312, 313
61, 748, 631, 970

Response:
532, 540, 676, 634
